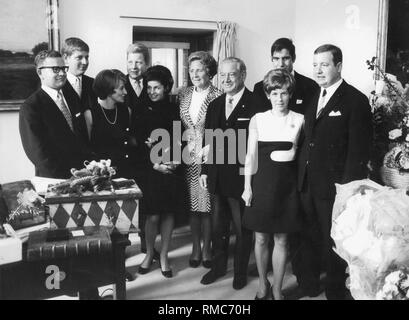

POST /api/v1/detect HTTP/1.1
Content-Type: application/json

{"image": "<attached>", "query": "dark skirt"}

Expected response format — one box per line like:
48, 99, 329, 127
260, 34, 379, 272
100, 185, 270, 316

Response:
243, 141, 301, 233
142, 167, 187, 216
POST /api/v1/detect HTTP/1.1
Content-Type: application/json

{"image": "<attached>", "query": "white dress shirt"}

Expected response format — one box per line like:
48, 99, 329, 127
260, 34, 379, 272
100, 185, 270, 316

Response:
316, 78, 343, 116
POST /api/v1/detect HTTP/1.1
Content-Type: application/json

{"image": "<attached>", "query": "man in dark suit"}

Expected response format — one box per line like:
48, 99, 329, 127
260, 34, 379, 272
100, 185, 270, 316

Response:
125, 42, 150, 116
61, 38, 97, 120
19, 50, 94, 179
253, 38, 318, 114
296, 44, 372, 300
199, 57, 256, 290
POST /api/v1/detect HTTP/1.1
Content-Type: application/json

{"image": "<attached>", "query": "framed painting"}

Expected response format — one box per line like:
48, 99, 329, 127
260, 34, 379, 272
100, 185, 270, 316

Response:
0, 0, 59, 111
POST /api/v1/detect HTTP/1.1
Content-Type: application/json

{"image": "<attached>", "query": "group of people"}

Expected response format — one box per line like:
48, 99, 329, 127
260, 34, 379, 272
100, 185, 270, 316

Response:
19, 36, 373, 300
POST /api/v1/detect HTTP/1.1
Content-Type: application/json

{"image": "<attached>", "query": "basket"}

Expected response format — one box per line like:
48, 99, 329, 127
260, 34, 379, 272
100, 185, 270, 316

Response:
380, 166, 409, 189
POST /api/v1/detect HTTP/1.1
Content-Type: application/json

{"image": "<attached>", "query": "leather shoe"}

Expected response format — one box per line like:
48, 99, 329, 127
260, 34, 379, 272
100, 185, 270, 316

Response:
233, 275, 247, 290
189, 259, 201, 268
255, 280, 271, 300
200, 270, 226, 285
125, 271, 136, 281
161, 268, 173, 278
202, 260, 212, 269
138, 265, 151, 275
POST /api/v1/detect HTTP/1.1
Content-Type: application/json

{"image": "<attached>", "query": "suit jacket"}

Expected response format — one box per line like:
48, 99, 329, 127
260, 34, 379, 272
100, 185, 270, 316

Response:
202, 88, 258, 199
297, 80, 373, 199
62, 74, 97, 115
19, 88, 95, 179
253, 71, 319, 115
125, 75, 149, 117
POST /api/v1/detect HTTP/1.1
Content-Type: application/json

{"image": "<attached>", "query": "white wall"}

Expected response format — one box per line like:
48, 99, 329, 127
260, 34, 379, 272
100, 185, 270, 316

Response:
0, 0, 381, 183
0, 111, 34, 183
59, 0, 296, 89
293, 0, 379, 94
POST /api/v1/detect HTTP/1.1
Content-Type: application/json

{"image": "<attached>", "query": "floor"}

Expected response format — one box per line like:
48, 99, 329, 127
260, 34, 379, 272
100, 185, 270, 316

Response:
53, 226, 326, 300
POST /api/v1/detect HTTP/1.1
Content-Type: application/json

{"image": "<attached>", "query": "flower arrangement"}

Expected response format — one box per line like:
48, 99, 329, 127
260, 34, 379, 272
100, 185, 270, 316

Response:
7, 188, 45, 222
376, 269, 409, 300
367, 57, 409, 172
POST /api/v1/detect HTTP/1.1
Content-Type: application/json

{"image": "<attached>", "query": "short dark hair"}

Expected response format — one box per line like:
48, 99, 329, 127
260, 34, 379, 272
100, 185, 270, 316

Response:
271, 38, 296, 61
188, 51, 218, 79
263, 68, 295, 95
314, 44, 343, 65
144, 65, 174, 94
127, 42, 150, 66
93, 69, 126, 99
34, 50, 62, 68
61, 37, 89, 56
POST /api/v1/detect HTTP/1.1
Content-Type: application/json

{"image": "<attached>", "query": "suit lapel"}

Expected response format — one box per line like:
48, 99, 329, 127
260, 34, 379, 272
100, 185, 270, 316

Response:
227, 88, 250, 123
316, 81, 346, 121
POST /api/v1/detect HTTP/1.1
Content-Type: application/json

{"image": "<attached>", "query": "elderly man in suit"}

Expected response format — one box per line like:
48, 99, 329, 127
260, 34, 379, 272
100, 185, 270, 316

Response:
61, 38, 97, 120
199, 57, 257, 290
296, 44, 372, 300
19, 50, 94, 179
253, 38, 318, 114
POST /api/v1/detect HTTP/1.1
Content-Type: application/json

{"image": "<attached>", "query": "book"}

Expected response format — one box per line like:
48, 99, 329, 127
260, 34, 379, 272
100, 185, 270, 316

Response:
27, 226, 112, 262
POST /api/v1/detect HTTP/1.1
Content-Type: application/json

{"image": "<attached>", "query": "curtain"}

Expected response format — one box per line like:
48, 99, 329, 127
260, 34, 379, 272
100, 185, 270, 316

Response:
46, 0, 60, 51
213, 21, 237, 89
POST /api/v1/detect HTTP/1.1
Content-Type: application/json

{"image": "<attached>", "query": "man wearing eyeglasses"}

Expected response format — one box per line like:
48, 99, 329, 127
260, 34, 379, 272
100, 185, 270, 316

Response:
19, 50, 94, 179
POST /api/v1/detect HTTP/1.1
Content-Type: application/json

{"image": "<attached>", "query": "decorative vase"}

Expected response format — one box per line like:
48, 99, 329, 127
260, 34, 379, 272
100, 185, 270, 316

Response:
380, 166, 409, 189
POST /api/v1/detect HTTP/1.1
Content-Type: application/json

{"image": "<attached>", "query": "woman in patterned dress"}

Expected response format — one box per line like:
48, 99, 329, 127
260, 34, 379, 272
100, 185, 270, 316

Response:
178, 51, 222, 268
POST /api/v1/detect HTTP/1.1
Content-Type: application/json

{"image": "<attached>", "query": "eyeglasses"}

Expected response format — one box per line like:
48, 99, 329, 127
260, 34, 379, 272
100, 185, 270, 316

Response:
38, 66, 69, 73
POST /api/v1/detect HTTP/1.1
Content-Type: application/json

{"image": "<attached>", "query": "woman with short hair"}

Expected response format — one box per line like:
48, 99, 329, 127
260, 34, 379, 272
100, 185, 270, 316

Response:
178, 51, 222, 268
242, 69, 303, 300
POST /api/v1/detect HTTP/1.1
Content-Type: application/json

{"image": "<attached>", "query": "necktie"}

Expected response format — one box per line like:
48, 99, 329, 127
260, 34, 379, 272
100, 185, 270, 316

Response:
316, 89, 327, 118
56, 91, 74, 131
74, 76, 82, 97
225, 97, 234, 119
133, 79, 142, 97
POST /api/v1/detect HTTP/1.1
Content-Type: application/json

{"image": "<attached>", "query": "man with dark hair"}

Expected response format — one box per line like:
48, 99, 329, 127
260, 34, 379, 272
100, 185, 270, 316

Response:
61, 38, 96, 123
296, 44, 372, 300
253, 37, 318, 114
19, 50, 93, 179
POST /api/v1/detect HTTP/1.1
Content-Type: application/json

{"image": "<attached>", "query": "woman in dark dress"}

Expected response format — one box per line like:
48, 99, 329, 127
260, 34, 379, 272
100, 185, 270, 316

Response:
136, 65, 186, 278
242, 69, 304, 300
84, 69, 135, 179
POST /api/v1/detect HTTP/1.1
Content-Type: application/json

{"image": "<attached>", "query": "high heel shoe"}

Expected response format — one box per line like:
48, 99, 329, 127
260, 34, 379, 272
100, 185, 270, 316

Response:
189, 258, 201, 268
161, 268, 173, 278
254, 280, 271, 300
202, 260, 212, 269
138, 265, 151, 275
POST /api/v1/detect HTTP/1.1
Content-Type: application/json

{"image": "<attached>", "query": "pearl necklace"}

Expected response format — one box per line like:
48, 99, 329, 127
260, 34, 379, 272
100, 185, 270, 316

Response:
100, 104, 117, 125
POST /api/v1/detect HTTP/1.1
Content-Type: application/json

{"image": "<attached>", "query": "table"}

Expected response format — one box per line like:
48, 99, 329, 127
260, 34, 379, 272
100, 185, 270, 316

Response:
0, 230, 130, 300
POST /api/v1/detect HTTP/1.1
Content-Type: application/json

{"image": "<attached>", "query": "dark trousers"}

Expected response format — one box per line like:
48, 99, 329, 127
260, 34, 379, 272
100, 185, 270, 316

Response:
298, 183, 348, 299
211, 194, 252, 278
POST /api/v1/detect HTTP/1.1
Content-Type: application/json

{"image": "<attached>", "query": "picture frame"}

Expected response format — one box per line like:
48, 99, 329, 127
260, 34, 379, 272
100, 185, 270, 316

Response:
0, 0, 60, 111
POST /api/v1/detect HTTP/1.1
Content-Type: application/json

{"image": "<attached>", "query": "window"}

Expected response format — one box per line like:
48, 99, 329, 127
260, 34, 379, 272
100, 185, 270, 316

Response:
0, 0, 59, 110
133, 26, 215, 93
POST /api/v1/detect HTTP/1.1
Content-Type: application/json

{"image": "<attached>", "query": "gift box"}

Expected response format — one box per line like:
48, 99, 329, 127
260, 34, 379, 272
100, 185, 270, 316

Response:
0, 180, 47, 230
45, 184, 142, 233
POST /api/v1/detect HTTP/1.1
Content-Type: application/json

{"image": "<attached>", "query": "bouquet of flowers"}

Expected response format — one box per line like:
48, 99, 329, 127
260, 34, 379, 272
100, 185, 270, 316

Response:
331, 179, 409, 300
367, 57, 409, 172
7, 188, 45, 223
376, 269, 409, 300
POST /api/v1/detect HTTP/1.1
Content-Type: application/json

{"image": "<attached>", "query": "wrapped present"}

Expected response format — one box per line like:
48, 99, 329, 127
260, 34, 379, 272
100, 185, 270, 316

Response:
45, 180, 142, 233
0, 180, 47, 230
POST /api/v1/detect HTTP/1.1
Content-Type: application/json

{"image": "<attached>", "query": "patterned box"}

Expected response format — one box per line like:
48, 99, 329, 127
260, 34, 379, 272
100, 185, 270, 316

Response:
45, 186, 142, 233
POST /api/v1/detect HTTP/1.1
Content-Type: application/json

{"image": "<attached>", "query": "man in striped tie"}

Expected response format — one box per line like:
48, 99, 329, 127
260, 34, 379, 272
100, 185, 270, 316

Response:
19, 50, 94, 179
